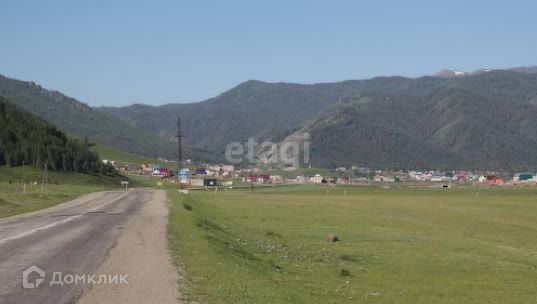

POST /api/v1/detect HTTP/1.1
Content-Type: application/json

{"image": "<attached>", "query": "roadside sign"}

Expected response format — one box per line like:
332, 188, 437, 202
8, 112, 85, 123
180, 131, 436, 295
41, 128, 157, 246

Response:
178, 169, 189, 177
120, 181, 129, 191
178, 169, 189, 184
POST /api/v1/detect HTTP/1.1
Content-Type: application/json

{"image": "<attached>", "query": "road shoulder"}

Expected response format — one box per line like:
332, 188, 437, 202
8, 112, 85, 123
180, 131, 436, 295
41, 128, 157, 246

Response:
78, 189, 180, 304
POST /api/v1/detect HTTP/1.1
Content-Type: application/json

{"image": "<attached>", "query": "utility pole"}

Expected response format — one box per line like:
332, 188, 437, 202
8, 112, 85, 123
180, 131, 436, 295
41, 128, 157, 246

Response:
22, 160, 26, 193
41, 161, 49, 194
175, 115, 183, 174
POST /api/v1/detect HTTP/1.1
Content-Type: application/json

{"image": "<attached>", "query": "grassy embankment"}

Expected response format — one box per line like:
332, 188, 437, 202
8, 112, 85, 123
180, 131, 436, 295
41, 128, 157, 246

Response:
0, 135, 176, 219
0, 165, 137, 218
168, 185, 537, 303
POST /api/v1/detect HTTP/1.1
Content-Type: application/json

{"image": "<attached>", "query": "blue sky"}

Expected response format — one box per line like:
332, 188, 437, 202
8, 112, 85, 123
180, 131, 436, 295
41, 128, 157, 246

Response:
1, 0, 536, 106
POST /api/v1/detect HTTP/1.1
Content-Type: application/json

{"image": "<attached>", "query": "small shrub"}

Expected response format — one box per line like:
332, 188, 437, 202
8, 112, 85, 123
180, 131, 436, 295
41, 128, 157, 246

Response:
265, 230, 282, 238
339, 269, 351, 277
195, 217, 225, 232
182, 201, 193, 211
339, 254, 355, 262
269, 259, 283, 271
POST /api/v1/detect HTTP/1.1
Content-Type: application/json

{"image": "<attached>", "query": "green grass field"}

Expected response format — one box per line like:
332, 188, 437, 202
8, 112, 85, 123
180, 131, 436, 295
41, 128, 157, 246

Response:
90, 143, 175, 167
0, 165, 134, 218
168, 185, 537, 303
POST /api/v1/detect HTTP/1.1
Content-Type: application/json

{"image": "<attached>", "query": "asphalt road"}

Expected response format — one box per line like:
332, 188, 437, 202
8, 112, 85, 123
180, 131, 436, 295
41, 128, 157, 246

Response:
0, 189, 153, 304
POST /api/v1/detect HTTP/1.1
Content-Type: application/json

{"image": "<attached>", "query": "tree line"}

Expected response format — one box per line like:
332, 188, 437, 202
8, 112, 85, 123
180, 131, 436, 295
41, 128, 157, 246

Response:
0, 97, 115, 175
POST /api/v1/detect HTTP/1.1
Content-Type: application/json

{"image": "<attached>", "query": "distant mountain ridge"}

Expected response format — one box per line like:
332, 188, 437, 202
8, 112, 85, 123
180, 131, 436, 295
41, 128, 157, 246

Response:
3, 66, 537, 170
97, 77, 453, 155
433, 65, 537, 78
100, 69, 537, 170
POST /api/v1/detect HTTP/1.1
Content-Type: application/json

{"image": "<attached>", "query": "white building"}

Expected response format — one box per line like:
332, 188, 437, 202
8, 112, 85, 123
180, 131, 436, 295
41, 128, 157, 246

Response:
309, 174, 324, 184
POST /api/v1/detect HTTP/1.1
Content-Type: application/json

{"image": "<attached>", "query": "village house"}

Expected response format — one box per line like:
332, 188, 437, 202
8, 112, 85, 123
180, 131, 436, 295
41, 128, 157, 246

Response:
336, 177, 350, 185
269, 175, 284, 184
221, 164, 235, 173
478, 175, 504, 185
243, 175, 270, 184
152, 167, 172, 177
513, 173, 536, 183
140, 164, 153, 175
195, 168, 207, 175
309, 174, 324, 184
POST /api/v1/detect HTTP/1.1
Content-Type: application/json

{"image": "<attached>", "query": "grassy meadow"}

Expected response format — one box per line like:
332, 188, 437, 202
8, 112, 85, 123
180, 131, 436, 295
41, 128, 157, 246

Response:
90, 142, 175, 167
0, 165, 132, 218
168, 185, 537, 303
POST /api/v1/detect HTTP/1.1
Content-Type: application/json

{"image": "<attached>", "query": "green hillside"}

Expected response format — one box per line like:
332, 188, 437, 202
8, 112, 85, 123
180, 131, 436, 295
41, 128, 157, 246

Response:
298, 71, 537, 170
99, 77, 449, 155
0, 96, 115, 174
5, 69, 537, 170
100, 70, 537, 170
0, 74, 176, 158
0, 97, 145, 217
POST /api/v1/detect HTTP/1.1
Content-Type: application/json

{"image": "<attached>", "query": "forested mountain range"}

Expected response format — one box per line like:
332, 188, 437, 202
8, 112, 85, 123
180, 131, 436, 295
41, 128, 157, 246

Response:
100, 67, 537, 170
99, 77, 452, 155
0, 74, 177, 158
0, 97, 115, 174
3, 67, 537, 170
288, 71, 537, 170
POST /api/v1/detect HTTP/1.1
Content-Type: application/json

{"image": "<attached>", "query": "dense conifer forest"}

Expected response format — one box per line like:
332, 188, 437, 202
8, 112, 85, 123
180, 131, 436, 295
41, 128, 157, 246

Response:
0, 97, 115, 175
